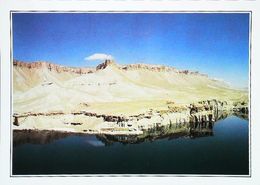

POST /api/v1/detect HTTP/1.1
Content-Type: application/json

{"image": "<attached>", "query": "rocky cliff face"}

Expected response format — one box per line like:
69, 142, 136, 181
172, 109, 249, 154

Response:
96, 59, 117, 70
14, 59, 208, 76
120, 63, 176, 72
119, 63, 207, 76
13, 60, 95, 74
13, 58, 248, 135
12, 98, 248, 135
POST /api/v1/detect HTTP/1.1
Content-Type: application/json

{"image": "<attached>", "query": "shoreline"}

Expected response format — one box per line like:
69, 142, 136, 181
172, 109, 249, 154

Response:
13, 128, 144, 136
12, 99, 248, 136
13, 114, 247, 147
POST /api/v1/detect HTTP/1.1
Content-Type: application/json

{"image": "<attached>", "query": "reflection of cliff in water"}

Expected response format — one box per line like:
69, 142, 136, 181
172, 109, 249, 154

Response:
96, 111, 231, 145
233, 112, 249, 120
13, 130, 76, 147
13, 111, 247, 147
97, 121, 215, 145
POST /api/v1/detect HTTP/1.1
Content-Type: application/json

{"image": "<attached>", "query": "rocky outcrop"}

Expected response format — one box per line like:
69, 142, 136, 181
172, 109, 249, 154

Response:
119, 63, 208, 77
96, 59, 117, 70
120, 63, 176, 72
177, 70, 208, 77
111, 99, 246, 131
13, 99, 247, 136
232, 101, 249, 120
13, 60, 95, 74
14, 59, 210, 77
13, 111, 65, 118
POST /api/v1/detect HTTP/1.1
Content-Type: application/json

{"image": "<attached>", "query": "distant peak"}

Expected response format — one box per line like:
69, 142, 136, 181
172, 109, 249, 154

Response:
96, 59, 117, 70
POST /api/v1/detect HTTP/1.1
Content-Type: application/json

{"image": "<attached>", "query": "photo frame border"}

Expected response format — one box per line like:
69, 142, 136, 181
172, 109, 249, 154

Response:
9, 10, 252, 178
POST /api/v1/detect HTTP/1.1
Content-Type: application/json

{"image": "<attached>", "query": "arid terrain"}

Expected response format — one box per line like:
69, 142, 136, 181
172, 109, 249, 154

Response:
13, 59, 248, 135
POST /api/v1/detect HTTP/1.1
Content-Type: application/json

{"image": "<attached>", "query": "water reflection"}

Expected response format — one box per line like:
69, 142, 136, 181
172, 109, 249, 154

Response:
13, 130, 77, 147
13, 115, 249, 175
97, 121, 215, 145
13, 113, 231, 147
233, 112, 249, 120
100, 111, 235, 145
13, 111, 248, 147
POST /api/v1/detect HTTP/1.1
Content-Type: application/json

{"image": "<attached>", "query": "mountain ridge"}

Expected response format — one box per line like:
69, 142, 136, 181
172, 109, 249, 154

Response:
13, 59, 209, 77
13, 58, 247, 115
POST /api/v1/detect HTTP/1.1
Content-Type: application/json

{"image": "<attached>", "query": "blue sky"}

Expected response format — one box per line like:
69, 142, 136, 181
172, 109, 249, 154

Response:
13, 13, 249, 88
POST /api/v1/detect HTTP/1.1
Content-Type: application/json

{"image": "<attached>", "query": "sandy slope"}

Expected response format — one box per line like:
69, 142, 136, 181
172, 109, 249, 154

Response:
13, 60, 248, 115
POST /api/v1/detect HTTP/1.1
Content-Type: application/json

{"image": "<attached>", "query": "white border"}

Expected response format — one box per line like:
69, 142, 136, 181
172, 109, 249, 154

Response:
1, 1, 260, 185
9, 10, 252, 178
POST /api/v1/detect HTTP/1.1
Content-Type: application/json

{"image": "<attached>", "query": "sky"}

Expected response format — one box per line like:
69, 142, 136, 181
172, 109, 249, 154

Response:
13, 13, 250, 88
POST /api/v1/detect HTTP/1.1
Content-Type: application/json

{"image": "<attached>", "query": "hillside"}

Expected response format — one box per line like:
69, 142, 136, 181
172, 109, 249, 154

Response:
13, 59, 248, 116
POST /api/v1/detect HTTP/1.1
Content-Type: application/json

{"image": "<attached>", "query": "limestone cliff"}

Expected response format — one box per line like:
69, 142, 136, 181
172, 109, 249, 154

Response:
13, 60, 95, 74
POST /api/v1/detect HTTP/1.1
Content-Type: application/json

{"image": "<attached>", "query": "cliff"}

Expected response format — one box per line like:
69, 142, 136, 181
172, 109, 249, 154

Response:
14, 59, 207, 77
13, 59, 248, 114
13, 60, 95, 74
12, 58, 248, 135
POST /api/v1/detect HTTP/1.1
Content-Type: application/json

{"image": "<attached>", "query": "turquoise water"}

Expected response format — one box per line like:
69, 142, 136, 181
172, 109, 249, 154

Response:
13, 116, 249, 175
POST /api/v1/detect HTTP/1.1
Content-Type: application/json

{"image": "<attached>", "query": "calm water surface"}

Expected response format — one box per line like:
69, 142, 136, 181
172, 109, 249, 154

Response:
13, 116, 249, 175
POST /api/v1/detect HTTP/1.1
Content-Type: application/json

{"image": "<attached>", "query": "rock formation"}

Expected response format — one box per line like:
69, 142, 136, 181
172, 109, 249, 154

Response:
13, 60, 95, 74
96, 59, 117, 70
13, 59, 248, 135
14, 59, 209, 76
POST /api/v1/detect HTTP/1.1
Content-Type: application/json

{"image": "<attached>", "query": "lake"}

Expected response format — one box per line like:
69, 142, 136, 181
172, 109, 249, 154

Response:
12, 116, 249, 175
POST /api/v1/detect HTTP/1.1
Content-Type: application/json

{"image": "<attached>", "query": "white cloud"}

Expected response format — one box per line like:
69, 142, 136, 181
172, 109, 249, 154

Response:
84, 53, 114, 61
